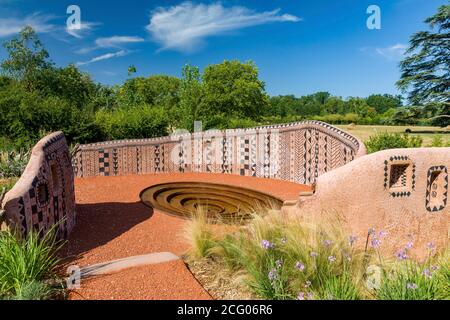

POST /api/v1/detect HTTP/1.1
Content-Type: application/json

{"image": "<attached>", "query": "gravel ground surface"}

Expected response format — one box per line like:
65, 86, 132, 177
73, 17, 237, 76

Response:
69, 260, 211, 300
62, 173, 309, 300
186, 258, 257, 300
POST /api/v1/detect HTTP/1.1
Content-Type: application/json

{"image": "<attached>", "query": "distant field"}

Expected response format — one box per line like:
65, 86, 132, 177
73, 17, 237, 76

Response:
336, 125, 449, 146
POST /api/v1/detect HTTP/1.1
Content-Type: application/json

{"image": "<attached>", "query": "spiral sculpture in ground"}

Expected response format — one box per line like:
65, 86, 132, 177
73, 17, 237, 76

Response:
140, 182, 283, 222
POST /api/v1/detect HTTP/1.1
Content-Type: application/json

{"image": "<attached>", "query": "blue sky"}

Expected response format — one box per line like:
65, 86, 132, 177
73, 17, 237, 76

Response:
0, 0, 447, 97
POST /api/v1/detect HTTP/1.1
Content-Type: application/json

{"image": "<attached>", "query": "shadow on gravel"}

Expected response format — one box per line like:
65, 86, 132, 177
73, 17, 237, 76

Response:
59, 202, 153, 265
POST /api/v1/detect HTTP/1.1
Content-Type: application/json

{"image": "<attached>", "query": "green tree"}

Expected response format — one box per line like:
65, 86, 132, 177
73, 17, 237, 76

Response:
127, 65, 137, 77
178, 64, 203, 131
366, 94, 402, 114
1, 26, 52, 92
391, 106, 423, 125
199, 60, 269, 128
397, 5, 450, 126
323, 96, 346, 114
312, 91, 331, 105
118, 75, 181, 110
35, 64, 97, 108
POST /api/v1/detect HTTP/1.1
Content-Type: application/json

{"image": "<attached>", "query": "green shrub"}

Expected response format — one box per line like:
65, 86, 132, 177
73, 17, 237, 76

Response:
12, 281, 57, 300
0, 226, 64, 300
428, 135, 450, 147
95, 105, 169, 140
376, 260, 449, 300
0, 150, 29, 179
365, 132, 423, 153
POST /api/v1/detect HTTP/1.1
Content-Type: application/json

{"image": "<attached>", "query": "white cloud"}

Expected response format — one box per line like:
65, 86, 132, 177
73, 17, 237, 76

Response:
95, 36, 145, 48
66, 21, 100, 39
76, 35, 145, 54
76, 50, 130, 66
375, 43, 407, 61
146, 1, 301, 52
0, 12, 56, 37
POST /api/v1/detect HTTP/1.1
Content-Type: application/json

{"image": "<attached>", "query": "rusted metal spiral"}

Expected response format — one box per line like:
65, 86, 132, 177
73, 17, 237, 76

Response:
140, 182, 283, 222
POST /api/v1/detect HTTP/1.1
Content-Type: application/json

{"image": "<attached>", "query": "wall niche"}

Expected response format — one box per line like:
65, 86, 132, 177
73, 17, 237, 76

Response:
384, 156, 415, 197
425, 166, 448, 212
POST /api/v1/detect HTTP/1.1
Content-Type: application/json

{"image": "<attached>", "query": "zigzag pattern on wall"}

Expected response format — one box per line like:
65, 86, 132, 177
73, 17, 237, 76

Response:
3, 132, 76, 238
73, 121, 366, 185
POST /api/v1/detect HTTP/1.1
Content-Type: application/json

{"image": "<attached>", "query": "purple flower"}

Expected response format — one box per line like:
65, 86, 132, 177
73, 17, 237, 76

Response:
405, 241, 414, 250
348, 235, 358, 246
304, 280, 311, 288
396, 249, 408, 261
426, 242, 436, 251
298, 291, 314, 300
295, 261, 305, 271
323, 239, 333, 247
310, 251, 318, 258
268, 268, 278, 281
371, 237, 382, 248
342, 251, 351, 261
328, 255, 336, 263
378, 230, 388, 238
406, 283, 418, 290
261, 240, 274, 250
276, 259, 283, 268
422, 268, 432, 279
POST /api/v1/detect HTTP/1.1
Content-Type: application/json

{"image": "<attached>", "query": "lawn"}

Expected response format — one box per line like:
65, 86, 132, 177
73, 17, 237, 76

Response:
337, 125, 449, 146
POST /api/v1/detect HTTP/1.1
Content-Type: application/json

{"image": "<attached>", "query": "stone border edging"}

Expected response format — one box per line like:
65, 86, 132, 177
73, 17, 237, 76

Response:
78, 252, 180, 278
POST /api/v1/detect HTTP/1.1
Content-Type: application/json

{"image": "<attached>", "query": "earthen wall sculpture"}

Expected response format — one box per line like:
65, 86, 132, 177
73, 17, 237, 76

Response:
73, 120, 366, 185
1, 132, 76, 238
283, 147, 450, 258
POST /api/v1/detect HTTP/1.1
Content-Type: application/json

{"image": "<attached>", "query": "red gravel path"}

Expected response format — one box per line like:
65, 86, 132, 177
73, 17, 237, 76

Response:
64, 173, 310, 300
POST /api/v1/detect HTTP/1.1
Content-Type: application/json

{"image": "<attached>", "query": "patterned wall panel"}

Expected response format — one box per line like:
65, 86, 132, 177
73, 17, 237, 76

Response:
2, 132, 76, 238
73, 121, 366, 185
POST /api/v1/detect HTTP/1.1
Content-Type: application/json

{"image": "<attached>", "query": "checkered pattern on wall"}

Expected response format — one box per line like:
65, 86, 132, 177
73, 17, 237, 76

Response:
3, 132, 76, 239
73, 121, 365, 185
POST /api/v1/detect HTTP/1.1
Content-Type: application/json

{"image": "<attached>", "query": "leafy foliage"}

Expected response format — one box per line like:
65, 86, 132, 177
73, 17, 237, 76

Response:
1, 26, 52, 92
365, 132, 423, 153
185, 209, 450, 300
0, 150, 29, 179
0, 23, 448, 152
0, 226, 64, 300
397, 5, 450, 127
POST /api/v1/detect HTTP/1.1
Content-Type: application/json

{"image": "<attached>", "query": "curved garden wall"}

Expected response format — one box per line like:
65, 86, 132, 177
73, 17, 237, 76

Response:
1, 132, 75, 238
284, 147, 450, 257
73, 120, 366, 185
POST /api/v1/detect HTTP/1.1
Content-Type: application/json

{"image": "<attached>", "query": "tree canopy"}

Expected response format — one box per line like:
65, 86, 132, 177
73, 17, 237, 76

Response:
0, 24, 446, 150
397, 4, 450, 126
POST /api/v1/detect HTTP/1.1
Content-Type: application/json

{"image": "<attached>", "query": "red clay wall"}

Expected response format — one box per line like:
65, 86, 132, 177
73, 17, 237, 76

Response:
73, 121, 366, 185
283, 147, 450, 258
1, 132, 76, 238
